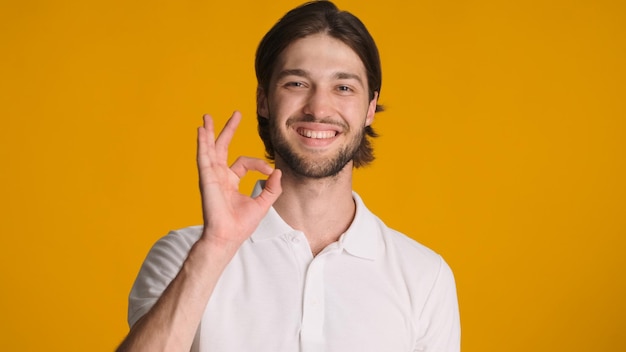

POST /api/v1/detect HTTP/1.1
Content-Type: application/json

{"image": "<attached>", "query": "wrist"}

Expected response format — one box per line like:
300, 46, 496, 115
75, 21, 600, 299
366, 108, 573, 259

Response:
192, 230, 241, 264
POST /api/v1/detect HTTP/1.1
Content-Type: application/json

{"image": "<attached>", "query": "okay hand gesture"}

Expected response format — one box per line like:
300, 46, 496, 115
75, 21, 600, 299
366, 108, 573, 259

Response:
196, 111, 282, 252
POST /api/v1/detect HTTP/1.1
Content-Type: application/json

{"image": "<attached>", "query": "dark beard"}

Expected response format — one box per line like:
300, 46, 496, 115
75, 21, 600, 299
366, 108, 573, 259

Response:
270, 119, 364, 179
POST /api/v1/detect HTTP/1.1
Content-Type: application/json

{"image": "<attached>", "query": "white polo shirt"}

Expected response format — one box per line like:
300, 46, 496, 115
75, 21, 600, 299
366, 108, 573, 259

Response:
128, 188, 460, 352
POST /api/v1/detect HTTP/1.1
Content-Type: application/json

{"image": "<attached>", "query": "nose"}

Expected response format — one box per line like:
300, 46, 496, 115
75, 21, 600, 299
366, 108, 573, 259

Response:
302, 87, 332, 119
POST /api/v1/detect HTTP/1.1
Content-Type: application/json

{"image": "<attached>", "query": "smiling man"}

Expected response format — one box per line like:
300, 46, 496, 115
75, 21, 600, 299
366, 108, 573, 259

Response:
117, 1, 460, 351
259, 33, 376, 180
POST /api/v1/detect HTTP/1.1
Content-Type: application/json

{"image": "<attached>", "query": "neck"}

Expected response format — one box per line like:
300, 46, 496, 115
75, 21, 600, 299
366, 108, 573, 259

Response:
273, 162, 356, 255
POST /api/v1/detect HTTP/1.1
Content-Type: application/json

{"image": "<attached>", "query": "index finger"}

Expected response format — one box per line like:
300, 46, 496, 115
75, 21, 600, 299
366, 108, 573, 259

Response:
197, 114, 218, 169
214, 111, 243, 160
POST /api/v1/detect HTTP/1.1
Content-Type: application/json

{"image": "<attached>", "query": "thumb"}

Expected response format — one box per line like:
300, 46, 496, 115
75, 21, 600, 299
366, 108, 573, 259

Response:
255, 169, 282, 208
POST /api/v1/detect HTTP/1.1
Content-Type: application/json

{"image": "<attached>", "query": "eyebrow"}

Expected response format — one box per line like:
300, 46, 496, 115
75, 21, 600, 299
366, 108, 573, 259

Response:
275, 69, 365, 86
275, 69, 310, 81
333, 72, 364, 85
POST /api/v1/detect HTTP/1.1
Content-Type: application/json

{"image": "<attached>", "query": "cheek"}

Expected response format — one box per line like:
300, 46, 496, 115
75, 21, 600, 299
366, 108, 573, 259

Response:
270, 96, 303, 118
349, 101, 373, 124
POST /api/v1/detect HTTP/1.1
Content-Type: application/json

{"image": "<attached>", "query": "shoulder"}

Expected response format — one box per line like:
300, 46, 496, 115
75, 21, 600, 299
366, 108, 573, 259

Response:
150, 225, 203, 256
377, 223, 458, 320
379, 222, 447, 271
371, 215, 456, 295
137, 224, 203, 267
134, 225, 204, 269
353, 192, 449, 275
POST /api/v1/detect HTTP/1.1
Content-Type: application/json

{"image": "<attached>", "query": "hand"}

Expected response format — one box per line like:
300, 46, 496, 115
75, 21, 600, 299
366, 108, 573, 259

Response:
196, 111, 282, 251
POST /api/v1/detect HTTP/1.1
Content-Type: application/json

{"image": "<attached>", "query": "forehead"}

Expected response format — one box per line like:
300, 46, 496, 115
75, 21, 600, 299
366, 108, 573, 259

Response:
275, 33, 367, 80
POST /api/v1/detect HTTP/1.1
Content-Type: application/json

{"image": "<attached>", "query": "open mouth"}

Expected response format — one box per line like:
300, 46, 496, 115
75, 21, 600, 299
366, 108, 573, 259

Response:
297, 128, 338, 139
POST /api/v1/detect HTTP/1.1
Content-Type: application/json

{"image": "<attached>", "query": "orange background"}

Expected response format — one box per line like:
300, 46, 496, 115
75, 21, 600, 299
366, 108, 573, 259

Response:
1, 0, 624, 351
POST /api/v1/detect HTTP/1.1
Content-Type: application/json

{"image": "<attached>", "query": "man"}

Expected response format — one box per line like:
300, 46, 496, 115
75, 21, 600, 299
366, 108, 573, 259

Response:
117, 1, 460, 351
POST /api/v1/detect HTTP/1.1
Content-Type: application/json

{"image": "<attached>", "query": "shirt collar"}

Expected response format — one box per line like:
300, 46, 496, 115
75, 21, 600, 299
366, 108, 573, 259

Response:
250, 180, 380, 260
339, 191, 379, 261
250, 181, 294, 241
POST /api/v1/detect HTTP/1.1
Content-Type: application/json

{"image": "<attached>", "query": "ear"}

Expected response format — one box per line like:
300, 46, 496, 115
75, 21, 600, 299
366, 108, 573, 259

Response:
365, 91, 378, 126
257, 86, 269, 119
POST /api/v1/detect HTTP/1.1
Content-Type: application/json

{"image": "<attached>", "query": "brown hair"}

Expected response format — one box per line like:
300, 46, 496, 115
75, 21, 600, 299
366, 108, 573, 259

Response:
255, 0, 383, 168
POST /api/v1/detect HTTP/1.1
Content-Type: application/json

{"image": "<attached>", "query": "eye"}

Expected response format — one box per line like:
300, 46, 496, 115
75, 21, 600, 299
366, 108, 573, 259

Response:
285, 81, 305, 88
337, 85, 354, 93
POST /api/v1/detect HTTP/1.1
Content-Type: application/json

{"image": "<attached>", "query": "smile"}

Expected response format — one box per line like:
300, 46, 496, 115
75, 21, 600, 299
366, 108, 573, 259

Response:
297, 128, 337, 139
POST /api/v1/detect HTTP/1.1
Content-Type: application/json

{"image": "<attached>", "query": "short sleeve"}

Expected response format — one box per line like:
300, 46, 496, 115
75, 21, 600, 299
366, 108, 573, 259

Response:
414, 257, 461, 352
127, 226, 202, 327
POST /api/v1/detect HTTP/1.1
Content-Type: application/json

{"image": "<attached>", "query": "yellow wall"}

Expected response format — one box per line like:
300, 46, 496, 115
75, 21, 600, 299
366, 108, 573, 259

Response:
1, 0, 624, 350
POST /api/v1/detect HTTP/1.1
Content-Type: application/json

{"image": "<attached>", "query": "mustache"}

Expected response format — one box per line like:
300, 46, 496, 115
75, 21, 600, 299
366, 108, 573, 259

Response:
285, 114, 349, 130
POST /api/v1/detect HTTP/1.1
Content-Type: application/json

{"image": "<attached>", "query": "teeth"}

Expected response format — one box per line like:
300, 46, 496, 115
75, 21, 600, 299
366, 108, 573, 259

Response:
299, 129, 336, 139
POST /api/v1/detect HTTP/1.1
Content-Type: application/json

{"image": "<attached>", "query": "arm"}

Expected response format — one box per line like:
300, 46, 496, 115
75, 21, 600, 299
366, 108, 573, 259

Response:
117, 112, 282, 352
